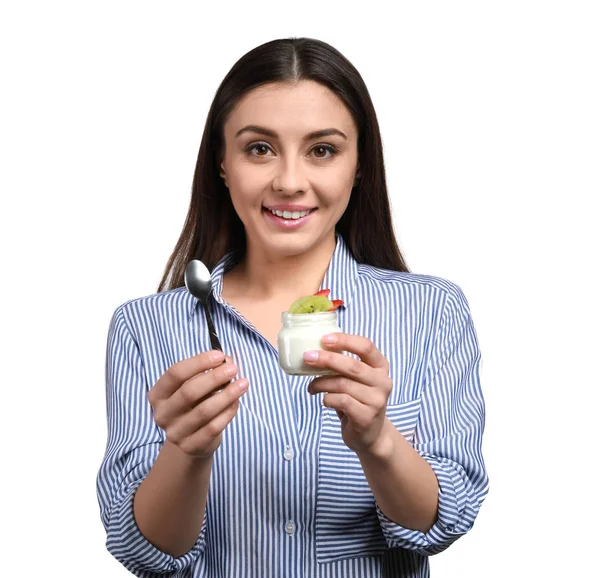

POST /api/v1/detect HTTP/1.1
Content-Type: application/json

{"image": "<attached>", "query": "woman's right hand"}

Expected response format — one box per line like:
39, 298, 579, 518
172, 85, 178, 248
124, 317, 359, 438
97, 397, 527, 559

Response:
148, 350, 248, 460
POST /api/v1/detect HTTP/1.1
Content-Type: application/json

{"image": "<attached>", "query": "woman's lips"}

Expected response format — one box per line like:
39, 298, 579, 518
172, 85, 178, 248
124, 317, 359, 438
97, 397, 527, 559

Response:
262, 207, 317, 230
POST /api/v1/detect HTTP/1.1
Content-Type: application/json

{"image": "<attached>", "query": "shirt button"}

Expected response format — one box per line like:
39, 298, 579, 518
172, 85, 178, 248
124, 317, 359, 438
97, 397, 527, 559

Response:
283, 446, 294, 461
285, 521, 296, 535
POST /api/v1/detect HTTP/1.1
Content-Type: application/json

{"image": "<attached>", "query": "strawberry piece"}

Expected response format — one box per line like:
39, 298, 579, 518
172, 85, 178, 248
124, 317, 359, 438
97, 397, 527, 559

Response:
314, 289, 331, 297
329, 299, 344, 311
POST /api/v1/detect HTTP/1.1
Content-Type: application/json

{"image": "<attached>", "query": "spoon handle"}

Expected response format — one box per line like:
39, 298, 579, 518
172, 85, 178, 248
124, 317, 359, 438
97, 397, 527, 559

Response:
202, 302, 223, 353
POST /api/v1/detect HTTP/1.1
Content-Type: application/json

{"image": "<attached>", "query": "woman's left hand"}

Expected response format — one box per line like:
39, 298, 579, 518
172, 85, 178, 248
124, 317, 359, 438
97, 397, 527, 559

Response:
304, 333, 393, 455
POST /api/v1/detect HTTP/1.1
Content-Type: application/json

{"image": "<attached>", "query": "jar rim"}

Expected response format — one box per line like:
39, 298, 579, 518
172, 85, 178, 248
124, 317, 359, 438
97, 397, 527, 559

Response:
281, 310, 338, 324
281, 310, 337, 317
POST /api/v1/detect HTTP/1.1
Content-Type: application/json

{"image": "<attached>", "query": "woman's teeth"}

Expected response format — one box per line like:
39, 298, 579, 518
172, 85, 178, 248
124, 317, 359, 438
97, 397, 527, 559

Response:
269, 209, 311, 219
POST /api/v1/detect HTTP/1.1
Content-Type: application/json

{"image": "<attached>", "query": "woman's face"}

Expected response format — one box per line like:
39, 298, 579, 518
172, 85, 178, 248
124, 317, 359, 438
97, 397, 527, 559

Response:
220, 80, 360, 259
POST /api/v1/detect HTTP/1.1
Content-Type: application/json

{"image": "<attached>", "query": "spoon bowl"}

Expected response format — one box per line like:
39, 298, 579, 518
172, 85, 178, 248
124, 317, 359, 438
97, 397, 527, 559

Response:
185, 259, 224, 353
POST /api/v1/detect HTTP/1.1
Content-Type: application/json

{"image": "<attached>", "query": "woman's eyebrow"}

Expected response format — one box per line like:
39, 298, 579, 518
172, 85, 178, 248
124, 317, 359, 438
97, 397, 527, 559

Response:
234, 125, 348, 141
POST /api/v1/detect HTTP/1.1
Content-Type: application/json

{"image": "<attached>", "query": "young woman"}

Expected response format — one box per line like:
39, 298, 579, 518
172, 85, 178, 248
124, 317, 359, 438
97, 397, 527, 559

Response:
97, 37, 488, 578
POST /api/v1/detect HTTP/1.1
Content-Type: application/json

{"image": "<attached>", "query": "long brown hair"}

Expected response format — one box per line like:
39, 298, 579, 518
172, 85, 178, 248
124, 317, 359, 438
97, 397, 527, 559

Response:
157, 37, 409, 292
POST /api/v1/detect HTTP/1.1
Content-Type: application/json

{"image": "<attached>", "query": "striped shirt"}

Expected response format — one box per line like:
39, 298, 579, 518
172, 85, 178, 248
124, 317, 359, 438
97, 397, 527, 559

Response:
97, 233, 488, 578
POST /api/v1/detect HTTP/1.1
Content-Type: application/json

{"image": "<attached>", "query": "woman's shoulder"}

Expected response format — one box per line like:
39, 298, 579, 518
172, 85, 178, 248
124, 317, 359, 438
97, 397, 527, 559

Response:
353, 265, 474, 331
356, 263, 468, 303
110, 286, 193, 325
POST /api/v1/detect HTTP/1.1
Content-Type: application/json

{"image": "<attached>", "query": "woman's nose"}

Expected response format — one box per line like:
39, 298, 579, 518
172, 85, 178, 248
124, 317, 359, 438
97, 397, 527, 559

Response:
271, 157, 309, 193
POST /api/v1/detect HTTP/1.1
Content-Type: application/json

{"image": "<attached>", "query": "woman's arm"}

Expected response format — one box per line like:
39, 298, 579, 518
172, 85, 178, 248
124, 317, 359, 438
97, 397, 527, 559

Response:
137, 346, 247, 557
133, 442, 213, 558
97, 305, 247, 574
355, 420, 439, 533
305, 284, 488, 555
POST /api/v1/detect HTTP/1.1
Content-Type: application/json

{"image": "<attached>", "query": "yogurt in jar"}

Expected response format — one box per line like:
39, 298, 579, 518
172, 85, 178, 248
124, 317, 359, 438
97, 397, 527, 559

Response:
278, 310, 342, 376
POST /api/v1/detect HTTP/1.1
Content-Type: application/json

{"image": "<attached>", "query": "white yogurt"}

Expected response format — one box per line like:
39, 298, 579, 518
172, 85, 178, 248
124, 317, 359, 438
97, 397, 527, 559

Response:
277, 310, 342, 376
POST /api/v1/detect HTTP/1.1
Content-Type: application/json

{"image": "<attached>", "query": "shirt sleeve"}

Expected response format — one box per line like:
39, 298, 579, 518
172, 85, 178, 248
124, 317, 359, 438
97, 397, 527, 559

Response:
377, 284, 489, 556
96, 305, 207, 576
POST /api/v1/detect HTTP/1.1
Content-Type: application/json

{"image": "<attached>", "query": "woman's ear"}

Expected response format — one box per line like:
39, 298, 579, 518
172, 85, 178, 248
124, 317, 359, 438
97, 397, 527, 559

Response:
220, 163, 228, 187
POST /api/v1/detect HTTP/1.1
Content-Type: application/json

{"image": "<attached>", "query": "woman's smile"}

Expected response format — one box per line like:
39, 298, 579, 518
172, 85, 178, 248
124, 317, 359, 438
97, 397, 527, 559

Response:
262, 205, 318, 230
261, 202, 318, 229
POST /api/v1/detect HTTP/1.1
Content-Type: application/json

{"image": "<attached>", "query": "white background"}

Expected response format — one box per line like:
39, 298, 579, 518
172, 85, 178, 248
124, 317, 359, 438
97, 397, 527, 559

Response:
1, 1, 598, 576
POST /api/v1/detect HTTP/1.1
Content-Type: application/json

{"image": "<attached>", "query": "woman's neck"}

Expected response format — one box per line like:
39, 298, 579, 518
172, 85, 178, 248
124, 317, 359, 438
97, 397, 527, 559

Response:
223, 235, 336, 302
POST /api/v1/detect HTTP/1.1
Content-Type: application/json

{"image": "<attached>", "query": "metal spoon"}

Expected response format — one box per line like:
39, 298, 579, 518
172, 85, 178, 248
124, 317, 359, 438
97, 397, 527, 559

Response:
184, 259, 224, 355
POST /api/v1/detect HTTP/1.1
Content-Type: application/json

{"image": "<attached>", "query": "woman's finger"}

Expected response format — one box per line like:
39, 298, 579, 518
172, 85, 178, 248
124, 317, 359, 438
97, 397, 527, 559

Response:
320, 333, 389, 371
153, 362, 238, 427
322, 392, 374, 429
166, 378, 248, 442
150, 349, 226, 403
178, 398, 243, 456
309, 375, 387, 407
303, 349, 382, 388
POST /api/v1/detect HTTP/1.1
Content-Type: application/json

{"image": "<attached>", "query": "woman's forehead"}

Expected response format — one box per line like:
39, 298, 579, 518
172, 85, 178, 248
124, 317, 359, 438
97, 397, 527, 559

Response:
225, 80, 357, 138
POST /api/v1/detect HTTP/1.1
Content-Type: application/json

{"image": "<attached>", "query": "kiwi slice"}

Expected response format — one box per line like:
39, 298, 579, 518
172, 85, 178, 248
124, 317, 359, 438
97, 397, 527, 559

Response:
288, 295, 334, 314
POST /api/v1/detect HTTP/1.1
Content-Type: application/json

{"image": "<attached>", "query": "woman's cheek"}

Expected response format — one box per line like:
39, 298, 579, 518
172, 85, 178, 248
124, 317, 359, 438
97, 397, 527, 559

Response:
317, 176, 354, 204
239, 163, 274, 189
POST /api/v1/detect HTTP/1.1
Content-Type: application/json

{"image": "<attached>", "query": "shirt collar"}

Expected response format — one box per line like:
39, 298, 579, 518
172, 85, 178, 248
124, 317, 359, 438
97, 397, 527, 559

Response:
318, 232, 358, 310
187, 232, 358, 322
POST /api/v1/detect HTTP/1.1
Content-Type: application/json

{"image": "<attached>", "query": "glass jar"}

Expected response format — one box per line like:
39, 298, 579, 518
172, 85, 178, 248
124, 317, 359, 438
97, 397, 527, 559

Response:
277, 310, 342, 376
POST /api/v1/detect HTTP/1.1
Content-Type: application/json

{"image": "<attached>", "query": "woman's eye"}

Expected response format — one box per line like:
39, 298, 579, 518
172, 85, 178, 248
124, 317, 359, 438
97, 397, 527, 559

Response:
246, 143, 272, 157
311, 144, 337, 159
244, 142, 338, 159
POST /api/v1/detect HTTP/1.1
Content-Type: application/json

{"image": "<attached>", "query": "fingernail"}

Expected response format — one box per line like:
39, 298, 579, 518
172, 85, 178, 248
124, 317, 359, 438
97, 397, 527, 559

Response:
211, 351, 225, 363
322, 334, 337, 344
224, 364, 238, 377
237, 378, 249, 391
303, 351, 319, 362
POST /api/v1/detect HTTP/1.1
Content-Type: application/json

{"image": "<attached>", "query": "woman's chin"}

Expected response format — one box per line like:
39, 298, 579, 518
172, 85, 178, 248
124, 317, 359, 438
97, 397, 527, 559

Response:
247, 228, 336, 259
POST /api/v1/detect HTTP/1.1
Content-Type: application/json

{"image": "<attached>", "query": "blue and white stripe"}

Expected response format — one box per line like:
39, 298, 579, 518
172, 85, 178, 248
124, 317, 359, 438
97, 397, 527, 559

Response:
97, 234, 488, 577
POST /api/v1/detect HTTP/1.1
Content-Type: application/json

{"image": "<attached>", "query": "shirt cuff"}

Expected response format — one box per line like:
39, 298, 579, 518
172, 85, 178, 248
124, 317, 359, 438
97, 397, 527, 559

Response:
105, 480, 207, 576
376, 453, 478, 556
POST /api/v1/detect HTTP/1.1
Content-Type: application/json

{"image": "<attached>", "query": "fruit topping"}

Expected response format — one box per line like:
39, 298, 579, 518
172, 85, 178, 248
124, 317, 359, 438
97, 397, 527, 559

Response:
288, 289, 344, 314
